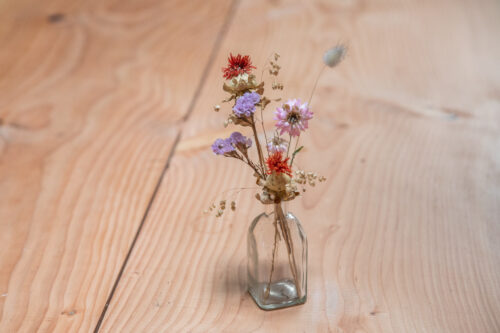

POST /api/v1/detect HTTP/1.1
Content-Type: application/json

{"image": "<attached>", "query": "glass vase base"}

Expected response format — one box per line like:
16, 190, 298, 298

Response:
248, 279, 306, 310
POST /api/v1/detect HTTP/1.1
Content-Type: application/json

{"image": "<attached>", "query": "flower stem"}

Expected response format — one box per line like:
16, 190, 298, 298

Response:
264, 214, 280, 299
275, 202, 301, 299
251, 115, 267, 176
286, 133, 292, 158
260, 105, 269, 158
289, 135, 300, 167
308, 64, 326, 106
232, 154, 262, 178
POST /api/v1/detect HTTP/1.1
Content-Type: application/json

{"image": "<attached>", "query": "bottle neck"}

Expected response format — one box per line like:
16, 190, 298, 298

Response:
268, 201, 289, 215
262, 201, 291, 217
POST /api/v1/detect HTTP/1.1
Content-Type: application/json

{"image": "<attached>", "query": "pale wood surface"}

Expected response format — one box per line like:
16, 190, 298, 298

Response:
1, 0, 500, 332
0, 0, 232, 331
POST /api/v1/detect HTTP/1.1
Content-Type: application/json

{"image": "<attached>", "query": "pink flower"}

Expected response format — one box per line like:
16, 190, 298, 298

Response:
274, 99, 313, 137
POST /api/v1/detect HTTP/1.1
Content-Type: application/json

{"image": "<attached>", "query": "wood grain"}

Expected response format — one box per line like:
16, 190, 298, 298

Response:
0, 0, 232, 331
98, 0, 500, 332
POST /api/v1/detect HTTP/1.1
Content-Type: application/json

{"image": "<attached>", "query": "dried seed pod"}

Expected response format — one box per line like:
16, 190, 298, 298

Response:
323, 44, 347, 68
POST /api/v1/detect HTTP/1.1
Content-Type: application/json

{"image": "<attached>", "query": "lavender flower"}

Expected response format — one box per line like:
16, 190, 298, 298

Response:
212, 132, 252, 156
267, 136, 288, 153
274, 99, 313, 137
233, 92, 260, 117
212, 138, 235, 155
230, 131, 252, 148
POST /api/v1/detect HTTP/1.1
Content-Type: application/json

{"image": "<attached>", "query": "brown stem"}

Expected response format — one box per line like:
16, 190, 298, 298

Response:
250, 115, 267, 176
259, 52, 273, 82
264, 214, 280, 299
231, 153, 262, 178
260, 105, 269, 158
275, 202, 301, 298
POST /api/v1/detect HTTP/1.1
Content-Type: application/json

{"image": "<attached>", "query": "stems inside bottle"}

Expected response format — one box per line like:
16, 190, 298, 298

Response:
264, 201, 301, 299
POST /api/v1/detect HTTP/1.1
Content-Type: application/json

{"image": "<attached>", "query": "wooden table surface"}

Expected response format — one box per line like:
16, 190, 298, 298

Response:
1, 0, 499, 332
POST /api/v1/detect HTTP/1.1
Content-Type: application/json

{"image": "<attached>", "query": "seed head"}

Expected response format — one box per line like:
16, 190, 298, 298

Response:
323, 44, 347, 68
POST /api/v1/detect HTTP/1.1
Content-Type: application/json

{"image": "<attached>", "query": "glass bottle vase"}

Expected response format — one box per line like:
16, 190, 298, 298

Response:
247, 202, 307, 310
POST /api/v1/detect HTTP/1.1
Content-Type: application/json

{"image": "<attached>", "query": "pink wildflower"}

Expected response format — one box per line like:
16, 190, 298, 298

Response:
274, 99, 313, 137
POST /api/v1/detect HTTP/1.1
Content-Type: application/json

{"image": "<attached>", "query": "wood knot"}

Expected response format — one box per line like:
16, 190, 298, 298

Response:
61, 309, 77, 316
47, 13, 65, 23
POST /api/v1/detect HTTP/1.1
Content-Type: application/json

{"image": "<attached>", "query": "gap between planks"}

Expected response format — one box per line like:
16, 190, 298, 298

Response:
92, 0, 240, 331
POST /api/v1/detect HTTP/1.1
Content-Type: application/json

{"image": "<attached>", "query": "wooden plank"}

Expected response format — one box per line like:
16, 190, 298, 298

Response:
93, 0, 500, 332
0, 0, 233, 332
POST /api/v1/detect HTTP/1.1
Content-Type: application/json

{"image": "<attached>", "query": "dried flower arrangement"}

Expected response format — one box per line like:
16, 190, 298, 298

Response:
206, 45, 346, 309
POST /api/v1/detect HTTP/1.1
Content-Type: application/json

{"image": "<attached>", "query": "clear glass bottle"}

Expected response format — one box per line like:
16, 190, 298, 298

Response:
247, 202, 307, 310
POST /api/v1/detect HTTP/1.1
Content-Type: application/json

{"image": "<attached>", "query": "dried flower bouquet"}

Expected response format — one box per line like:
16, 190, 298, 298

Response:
207, 46, 346, 309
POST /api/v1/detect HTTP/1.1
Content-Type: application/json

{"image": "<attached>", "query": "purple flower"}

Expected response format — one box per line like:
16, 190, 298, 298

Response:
230, 131, 252, 148
233, 92, 260, 117
212, 138, 235, 155
212, 132, 252, 156
274, 99, 313, 137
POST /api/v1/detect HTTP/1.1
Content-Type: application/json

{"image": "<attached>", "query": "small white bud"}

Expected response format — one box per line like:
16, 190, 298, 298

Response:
323, 44, 346, 68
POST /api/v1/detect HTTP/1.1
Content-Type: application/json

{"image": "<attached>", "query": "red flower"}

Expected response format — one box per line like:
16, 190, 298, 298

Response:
222, 53, 256, 79
266, 152, 292, 177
